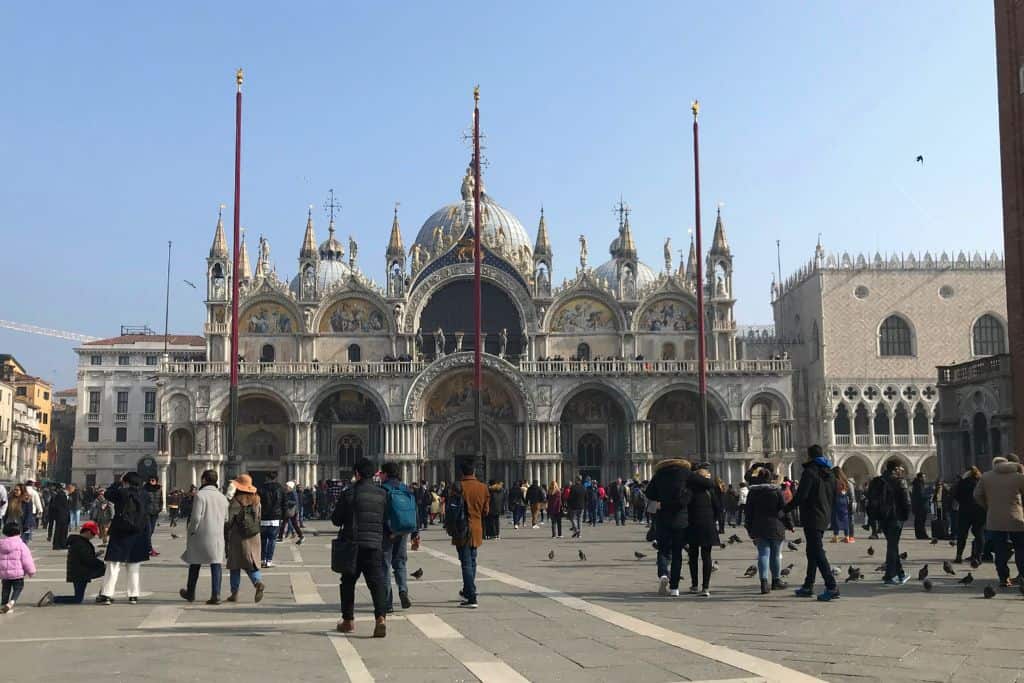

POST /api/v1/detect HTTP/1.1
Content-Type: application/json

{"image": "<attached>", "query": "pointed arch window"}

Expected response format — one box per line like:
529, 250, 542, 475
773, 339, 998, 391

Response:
972, 315, 1006, 356
879, 315, 914, 357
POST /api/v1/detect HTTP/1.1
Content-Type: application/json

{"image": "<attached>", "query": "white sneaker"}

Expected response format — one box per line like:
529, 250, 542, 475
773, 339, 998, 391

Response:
264, 561, 274, 568
532, 525, 539, 529
669, 588, 680, 597
658, 576, 669, 596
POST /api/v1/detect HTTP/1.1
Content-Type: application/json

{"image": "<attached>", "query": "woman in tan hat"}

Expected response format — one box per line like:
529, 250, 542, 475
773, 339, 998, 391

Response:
225, 474, 265, 602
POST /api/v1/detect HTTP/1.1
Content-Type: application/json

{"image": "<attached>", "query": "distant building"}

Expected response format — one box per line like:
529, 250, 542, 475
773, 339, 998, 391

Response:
70, 331, 205, 490
0, 368, 13, 482
773, 244, 1006, 482
50, 389, 77, 484
1, 354, 53, 479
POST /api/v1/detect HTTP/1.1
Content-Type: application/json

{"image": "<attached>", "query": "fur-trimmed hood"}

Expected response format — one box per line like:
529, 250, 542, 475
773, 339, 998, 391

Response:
653, 458, 692, 474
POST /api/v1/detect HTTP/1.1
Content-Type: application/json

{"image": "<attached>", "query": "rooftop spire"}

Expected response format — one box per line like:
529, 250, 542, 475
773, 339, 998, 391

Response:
710, 205, 730, 255
209, 204, 228, 258
238, 230, 252, 281
299, 205, 317, 259
533, 206, 551, 258
619, 209, 637, 260
387, 202, 405, 257
685, 232, 697, 282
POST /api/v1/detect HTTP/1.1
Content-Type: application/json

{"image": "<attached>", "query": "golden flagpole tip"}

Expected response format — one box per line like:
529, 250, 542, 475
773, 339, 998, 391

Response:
236, 68, 244, 91
691, 100, 699, 119
473, 85, 480, 103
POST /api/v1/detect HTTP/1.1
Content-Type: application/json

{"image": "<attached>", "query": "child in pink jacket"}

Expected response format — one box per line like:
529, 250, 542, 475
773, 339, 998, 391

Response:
0, 521, 37, 613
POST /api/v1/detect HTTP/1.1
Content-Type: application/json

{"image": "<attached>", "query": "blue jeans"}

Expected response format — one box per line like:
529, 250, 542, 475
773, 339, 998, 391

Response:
755, 538, 782, 580
614, 504, 626, 526
570, 510, 583, 536
588, 502, 599, 526
54, 579, 89, 604
987, 530, 1024, 582
229, 568, 263, 593
260, 525, 278, 563
382, 534, 409, 609
187, 563, 223, 597
802, 529, 836, 591
457, 544, 478, 603
882, 519, 905, 581
70, 509, 81, 529
512, 505, 526, 527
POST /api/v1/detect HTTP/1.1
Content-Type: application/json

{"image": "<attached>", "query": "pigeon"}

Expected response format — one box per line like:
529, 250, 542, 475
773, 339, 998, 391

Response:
547, 550, 555, 560
943, 561, 956, 575
918, 565, 929, 581
970, 558, 981, 569
930, 538, 939, 545
411, 568, 424, 580
711, 560, 720, 573
916, 155, 924, 164
743, 565, 758, 578
787, 541, 799, 552
792, 538, 803, 545
578, 550, 587, 561
867, 546, 875, 556
874, 564, 886, 573
719, 543, 727, 549
729, 534, 743, 544
832, 567, 841, 577
634, 551, 646, 560
983, 585, 996, 599
781, 563, 794, 577
958, 572, 974, 586
845, 568, 862, 583
923, 579, 934, 592
170, 533, 180, 540
899, 552, 908, 560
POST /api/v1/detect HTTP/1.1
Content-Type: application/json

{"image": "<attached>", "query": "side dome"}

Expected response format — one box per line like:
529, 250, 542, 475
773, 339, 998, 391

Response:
290, 260, 351, 295
593, 259, 658, 289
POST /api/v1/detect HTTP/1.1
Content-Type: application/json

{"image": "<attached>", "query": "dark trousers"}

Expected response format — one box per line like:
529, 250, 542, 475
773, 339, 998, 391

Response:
956, 518, 985, 562
484, 514, 500, 539
512, 505, 526, 527
47, 514, 56, 540
1, 578, 24, 604
260, 525, 278, 563
549, 513, 562, 538
54, 579, 89, 604
802, 528, 837, 591
656, 527, 687, 589
149, 514, 159, 540
340, 547, 387, 620
987, 530, 1024, 582
687, 543, 713, 589
457, 544, 479, 603
52, 518, 70, 550
187, 563, 223, 597
614, 503, 626, 525
913, 510, 929, 539
881, 519, 905, 580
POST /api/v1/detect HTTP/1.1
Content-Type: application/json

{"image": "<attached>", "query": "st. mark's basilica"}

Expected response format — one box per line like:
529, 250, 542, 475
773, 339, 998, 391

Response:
157, 164, 794, 489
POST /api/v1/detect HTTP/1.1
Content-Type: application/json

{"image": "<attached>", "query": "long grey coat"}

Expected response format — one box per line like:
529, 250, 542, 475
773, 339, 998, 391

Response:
226, 497, 262, 571
181, 485, 228, 565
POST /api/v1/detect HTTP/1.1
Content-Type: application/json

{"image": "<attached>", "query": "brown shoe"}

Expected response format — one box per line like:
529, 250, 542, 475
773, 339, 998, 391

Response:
254, 582, 265, 603
226, 592, 238, 603
373, 617, 386, 638
179, 589, 194, 602
206, 597, 221, 606
337, 619, 354, 634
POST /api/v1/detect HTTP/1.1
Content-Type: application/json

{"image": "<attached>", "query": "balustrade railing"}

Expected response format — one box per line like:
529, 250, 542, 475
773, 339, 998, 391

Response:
854, 434, 870, 446
162, 360, 425, 377
835, 434, 851, 445
894, 434, 912, 446
938, 354, 1010, 385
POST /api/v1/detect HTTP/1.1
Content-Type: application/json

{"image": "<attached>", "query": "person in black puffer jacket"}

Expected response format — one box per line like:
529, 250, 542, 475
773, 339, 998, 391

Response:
745, 466, 793, 594
333, 457, 388, 637
257, 472, 289, 568
645, 458, 713, 596
952, 466, 985, 564
685, 467, 720, 596
785, 445, 838, 600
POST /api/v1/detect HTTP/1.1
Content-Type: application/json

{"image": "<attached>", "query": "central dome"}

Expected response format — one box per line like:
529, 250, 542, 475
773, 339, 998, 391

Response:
413, 168, 532, 260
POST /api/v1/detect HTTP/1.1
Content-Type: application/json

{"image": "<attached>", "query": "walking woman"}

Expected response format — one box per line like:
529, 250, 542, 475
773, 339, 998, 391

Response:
831, 468, 854, 543
686, 466, 721, 597
952, 466, 985, 564
745, 467, 792, 594
225, 474, 265, 603
4, 485, 35, 543
547, 481, 563, 539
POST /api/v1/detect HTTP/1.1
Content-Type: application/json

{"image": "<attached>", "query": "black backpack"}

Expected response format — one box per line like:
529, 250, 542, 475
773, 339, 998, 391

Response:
444, 483, 470, 544
868, 476, 895, 520
112, 490, 146, 534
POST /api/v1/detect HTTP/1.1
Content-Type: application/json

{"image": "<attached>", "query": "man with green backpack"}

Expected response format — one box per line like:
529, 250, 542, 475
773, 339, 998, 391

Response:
380, 462, 419, 611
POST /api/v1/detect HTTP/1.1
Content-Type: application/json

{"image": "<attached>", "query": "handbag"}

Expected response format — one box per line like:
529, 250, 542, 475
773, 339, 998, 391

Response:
331, 490, 358, 575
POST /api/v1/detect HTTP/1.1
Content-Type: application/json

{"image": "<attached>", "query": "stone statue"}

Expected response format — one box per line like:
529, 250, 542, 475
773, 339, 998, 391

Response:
579, 235, 588, 268
455, 331, 464, 352
716, 275, 726, 296
499, 327, 508, 358
303, 265, 315, 293
415, 328, 423, 353
393, 303, 404, 329
435, 327, 446, 357
348, 236, 358, 267
521, 325, 529, 358
496, 225, 507, 253
260, 235, 271, 263
664, 237, 672, 273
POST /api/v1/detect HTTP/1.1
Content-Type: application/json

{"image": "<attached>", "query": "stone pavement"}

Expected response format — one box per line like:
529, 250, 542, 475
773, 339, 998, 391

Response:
1, 518, 1022, 682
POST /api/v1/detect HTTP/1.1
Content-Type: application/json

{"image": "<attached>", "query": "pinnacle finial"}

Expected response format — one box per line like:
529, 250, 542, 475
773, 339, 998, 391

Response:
236, 68, 244, 92
474, 85, 480, 104
691, 99, 699, 120
209, 204, 229, 258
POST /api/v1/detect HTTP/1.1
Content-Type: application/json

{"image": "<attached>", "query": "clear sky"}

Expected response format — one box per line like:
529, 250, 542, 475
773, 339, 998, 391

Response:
0, 2, 1002, 389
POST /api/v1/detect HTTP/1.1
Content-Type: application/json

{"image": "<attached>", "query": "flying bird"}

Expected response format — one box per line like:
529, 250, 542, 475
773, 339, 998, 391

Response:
743, 565, 758, 578
983, 585, 996, 599
916, 155, 924, 164
867, 546, 875, 556
578, 549, 587, 561
411, 568, 423, 580
923, 579, 933, 592
548, 550, 555, 560
943, 561, 956, 576
781, 563, 794, 577
958, 572, 974, 586
918, 565, 929, 581
183, 279, 197, 289
634, 551, 646, 560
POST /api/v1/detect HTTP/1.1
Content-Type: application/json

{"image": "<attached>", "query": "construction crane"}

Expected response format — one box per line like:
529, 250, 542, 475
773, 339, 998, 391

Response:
0, 319, 99, 343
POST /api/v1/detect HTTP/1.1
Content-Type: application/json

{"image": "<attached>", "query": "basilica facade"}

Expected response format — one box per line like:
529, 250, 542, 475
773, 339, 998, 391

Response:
157, 167, 794, 489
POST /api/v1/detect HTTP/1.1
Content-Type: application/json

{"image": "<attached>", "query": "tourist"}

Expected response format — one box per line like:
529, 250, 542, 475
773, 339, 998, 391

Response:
547, 481, 563, 538
953, 466, 985, 564
831, 468, 854, 543
43, 483, 55, 542
50, 483, 71, 550
526, 480, 544, 528
167, 488, 182, 527
609, 477, 627, 526
380, 462, 419, 611
868, 461, 912, 584
225, 474, 265, 603
567, 476, 586, 538
745, 466, 791, 594
417, 481, 432, 529
786, 445, 839, 601
179, 469, 228, 605
0, 483, 6, 522
301, 483, 314, 521
485, 480, 505, 540
0, 521, 35, 613
257, 471, 288, 568
37, 521, 105, 606
736, 482, 749, 526
180, 486, 196, 522
97, 472, 153, 605
714, 479, 728, 534
447, 460, 489, 608
24, 481, 43, 536
429, 485, 442, 525
509, 480, 526, 530
932, 481, 950, 539
279, 481, 305, 545
685, 464, 719, 597
973, 454, 1024, 589
333, 457, 388, 637
90, 492, 113, 545
144, 476, 163, 556
646, 458, 712, 597
910, 472, 930, 540
4, 485, 32, 543
68, 483, 82, 530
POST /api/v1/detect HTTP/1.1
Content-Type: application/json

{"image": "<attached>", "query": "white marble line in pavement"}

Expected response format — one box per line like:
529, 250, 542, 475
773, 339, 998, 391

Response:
290, 544, 304, 564
0, 633, 211, 644
139, 605, 182, 629
290, 571, 325, 604
408, 613, 531, 683
329, 635, 375, 683
419, 545, 824, 683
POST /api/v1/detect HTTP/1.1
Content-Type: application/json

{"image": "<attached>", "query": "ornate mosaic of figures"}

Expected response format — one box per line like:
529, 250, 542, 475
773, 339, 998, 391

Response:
320, 298, 387, 334
314, 390, 377, 422
639, 299, 696, 331
426, 372, 516, 420
549, 297, 615, 333
241, 302, 294, 334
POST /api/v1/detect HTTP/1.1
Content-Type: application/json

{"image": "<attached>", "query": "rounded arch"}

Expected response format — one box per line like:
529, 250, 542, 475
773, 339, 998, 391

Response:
301, 380, 391, 423
544, 285, 627, 333
163, 391, 194, 427
638, 382, 729, 423
238, 293, 304, 335
552, 380, 637, 424
918, 454, 939, 479
417, 279, 525, 358
740, 388, 793, 421
314, 291, 395, 336
879, 453, 913, 476
838, 453, 872, 482
632, 293, 698, 333
210, 384, 300, 425
877, 313, 916, 357
971, 311, 1008, 356
405, 353, 535, 421
405, 264, 538, 335
430, 419, 509, 465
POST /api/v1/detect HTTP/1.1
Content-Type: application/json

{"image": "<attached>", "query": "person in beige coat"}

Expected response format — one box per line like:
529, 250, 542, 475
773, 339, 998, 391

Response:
225, 474, 265, 603
974, 455, 1024, 588
179, 470, 229, 604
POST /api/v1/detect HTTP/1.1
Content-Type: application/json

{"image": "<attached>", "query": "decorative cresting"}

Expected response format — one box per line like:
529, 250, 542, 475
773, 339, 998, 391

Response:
238, 290, 305, 335
404, 262, 538, 335
404, 352, 536, 421
543, 270, 626, 332
241, 269, 294, 301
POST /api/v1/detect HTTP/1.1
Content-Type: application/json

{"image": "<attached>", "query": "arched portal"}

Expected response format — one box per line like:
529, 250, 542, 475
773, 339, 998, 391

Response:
418, 280, 525, 359
647, 389, 723, 459
225, 395, 291, 485
918, 455, 938, 480
577, 433, 603, 481
839, 453, 872, 484
313, 389, 383, 480
559, 387, 628, 485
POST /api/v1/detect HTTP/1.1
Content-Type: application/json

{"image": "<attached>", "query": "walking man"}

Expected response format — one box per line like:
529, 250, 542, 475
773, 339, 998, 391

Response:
257, 471, 287, 568
974, 455, 1024, 589
143, 476, 162, 556
568, 476, 586, 538
333, 457, 389, 637
49, 484, 71, 550
609, 478, 627, 526
448, 461, 489, 608
868, 460, 912, 584
526, 480, 544, 528
785, 445, 840, 601
179, 469, 229, 605
911, 472, 930, 540
380, 462, 419, 611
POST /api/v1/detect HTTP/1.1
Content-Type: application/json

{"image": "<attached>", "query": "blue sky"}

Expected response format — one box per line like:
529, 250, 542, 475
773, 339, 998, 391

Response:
0, 2, 1002, 388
